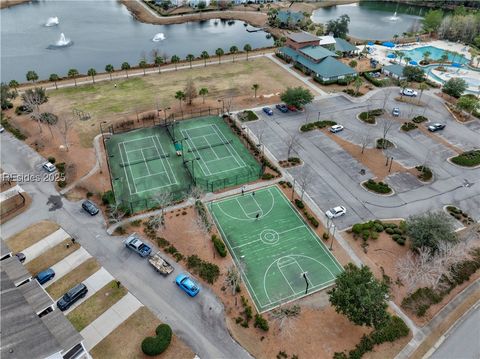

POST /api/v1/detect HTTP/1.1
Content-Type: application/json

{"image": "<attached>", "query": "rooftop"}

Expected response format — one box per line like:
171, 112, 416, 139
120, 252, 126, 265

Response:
1, 256, 31, 286
1, 239, 12, 259
18, 280, 55, 315
334, 37, 358, 53
300, 45, 337, 61
286, 31, 319, 44
383, 63, 406, 77
318, 35, 336, 46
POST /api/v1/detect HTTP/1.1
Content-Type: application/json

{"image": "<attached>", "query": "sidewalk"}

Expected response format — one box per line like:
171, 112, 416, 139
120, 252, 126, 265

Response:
80, 293, 143, 351
23, 228, 70, 263
44, 247, 92, 288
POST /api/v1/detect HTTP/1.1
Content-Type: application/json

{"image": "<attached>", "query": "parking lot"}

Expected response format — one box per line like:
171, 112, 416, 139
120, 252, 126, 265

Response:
246, 88, 480, 229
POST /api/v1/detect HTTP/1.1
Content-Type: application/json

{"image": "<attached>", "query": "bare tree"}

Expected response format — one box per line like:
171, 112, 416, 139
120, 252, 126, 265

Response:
297, 165, 313, 201
108, 203, 126, 224
360, 132, 371, 154
224, 265, 242, 295
184, 78, 197, 105
56, 116, 76, 151
271, 304, 301, 335
188, 186, 204, 201
153, 192, 173, 226
22, 89, 46, 133
379, 117, 396, 149
286, 133, 299, 159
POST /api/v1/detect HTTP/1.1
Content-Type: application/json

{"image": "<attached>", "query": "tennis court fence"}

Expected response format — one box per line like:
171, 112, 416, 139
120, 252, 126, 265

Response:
185, 166, 263, 192
117, 187, 190, 214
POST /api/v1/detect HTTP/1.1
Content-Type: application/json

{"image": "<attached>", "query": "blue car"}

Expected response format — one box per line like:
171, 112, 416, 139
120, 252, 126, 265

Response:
175, 273, 200, 297
35, 268, 55, 285
262, 107, 273, 116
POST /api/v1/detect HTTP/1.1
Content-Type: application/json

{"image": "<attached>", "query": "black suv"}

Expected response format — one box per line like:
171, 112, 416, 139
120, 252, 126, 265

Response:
82, 200, 99, 215
57, 283, 88, 311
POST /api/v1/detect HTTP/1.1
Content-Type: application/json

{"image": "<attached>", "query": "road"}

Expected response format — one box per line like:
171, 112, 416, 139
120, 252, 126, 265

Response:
0, 132, 251, 359
430, 303, 480, 359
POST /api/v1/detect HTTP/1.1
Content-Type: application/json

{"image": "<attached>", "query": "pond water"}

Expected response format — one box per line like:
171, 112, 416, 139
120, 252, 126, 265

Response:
312, 1, 425, 41
0, 0, 273, 82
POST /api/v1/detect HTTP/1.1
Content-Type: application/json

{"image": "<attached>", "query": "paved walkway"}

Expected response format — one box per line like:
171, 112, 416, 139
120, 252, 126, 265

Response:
80, 293, 143, 351
0, 184, 25, 202
23, 228, 70, 263
44, 247, 92, 288
61, 267, 114, 314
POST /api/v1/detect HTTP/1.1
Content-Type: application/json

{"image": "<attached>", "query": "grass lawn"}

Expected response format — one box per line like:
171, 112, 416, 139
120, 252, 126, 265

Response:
46, 258, 100, 299
25, 240, 80, 276
67, 280, 127, 331
451, 150, 480, 167
47, 57, 306, 147
6, 221, 59, 252
90, 306, 194, 359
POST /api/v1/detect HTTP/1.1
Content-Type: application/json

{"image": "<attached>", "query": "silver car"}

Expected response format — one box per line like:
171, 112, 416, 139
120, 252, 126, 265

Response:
326, 206, 347, 219
42, 162, 56, 172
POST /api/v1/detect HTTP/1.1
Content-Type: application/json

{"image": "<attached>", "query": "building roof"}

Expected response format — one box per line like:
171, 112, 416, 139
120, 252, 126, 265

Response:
277, 10, 304, 24
300, 45, 337, 61
18, 280, 54, 315
1, 240, 12, 259
334, 37, 358, 53
318, 35, 336, 46
1, 256, 31, 286
286, 31, 319, 44
383, 63, 405, 77
42, 310, 83, 354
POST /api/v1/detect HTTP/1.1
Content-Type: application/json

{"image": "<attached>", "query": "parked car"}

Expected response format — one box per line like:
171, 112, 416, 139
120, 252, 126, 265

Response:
175, 273, 200, 297
35, 268, 55, 285
428, 123, 446, 132
276, 104, 288, 113
262, 107, 273, 116
57, 283, 88, 311
15, 252, 26, 263
329, 124, 344, 133
124, 233, 152, 257
286, 104, 297, 112
0, 126, 5, 133
148, 252, 174, 275
400, 88, 418, 97
325, 206, 347, 219
42, 162, 56, 172
392, 108, 400, 117
82, 200, 99, 216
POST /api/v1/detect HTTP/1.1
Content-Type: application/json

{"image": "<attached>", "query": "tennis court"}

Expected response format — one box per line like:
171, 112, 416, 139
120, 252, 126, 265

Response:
209, 186, 344, 313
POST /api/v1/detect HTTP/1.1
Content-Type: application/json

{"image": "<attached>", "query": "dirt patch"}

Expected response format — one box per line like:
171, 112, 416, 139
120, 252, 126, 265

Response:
25, 239, 80, 276
90, 306, 193, 359
0, 0, 29, 9
6, 220, 60, 252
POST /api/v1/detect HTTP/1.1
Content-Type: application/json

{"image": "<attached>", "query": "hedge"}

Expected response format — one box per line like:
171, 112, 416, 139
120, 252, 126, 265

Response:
376, 138, 394, 149
254, 314, 269, 331
358, 109, 383, 124
401, 122, 417, 131
451, 150, 480, 167
363, 179, 392, 194
300, 120, 337, 132
412, 115, 428, 123
195, 200, 212, 231
1, 118, 27, 140
415, 165, 432, 181
186, 254, 220, 284
141, 324, 172, 356
212, 234, 227, 257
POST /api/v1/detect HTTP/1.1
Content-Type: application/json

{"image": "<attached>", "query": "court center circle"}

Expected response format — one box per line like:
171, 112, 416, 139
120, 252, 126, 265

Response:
260, 229, 279, 245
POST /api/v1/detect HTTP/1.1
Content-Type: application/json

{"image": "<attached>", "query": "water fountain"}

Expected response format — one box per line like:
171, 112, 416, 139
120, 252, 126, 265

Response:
45, 16, 59, 27
47, 33, 73, 49
152, 33, 166, 42
389, 11, 399, 21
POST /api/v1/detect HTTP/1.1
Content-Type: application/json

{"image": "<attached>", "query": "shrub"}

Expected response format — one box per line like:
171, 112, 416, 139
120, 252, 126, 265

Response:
352, 223, 363, 234
156, 237, 170, 248
415, 165, 433, 181
323, 232, 330, 240
0, 118, 27, 140
254, 314, 269, 331
238, 110, 258, 122
385, 227, 395, 235
412, 115, 428, 123
374, 223, 384, 232
300, 120, 337, 132
397, 237, 406, 245
294, 199, 305, 209
376, 138, 394, 149
186, 255, 220, 284
195, 200, 212, 231
141, 324, 172, 356
102, 190, 115, 205
212, 234, 227, 257
391, 234, 401, 242
308, 215, 319, 227
401, 122, 417, 131
47, 156, 56, 163
165, 245, 178, 255
262, 173, 275, 180
371, 232, 379, 240
451, 150, 480, 167
364, 179, 392, 194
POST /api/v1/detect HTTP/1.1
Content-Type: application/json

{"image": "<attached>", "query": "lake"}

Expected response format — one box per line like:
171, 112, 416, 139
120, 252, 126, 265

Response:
312, 1, 425, 41
0, 0, 273, 82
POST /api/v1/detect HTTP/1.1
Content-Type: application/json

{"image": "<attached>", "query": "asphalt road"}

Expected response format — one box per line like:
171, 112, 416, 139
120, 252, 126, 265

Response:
0, 133, 251, 359
248, 88, 480, 229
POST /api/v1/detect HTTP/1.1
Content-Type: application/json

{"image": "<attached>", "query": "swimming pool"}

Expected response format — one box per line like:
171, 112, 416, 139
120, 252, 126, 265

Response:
396, 46, 469, 64
424, 65, 480, 93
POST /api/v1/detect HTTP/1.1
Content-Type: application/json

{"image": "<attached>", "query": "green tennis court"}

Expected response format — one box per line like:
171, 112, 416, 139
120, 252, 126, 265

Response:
209, 186, 343, 313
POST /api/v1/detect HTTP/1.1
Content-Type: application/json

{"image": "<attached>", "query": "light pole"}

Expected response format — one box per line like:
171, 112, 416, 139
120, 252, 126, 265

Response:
302, 272, 309, 294
163, 107, 171, 126
218, 99, 225, 114
317, 111, 321, 121
329, 223, 336, 251
172, 119, 176, 142
184, 157, 200, 184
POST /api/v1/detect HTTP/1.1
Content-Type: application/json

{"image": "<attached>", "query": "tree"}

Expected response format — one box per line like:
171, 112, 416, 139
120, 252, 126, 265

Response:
418, 82, 429, 104
26, 70, 38, 83
121, 62, 131, 78
171, 55, 180, 70
353, 76, 363, 96
456, 95, 478, 114
328, 264, 389, 329
403, 66, 425, 82
184, 78, 197, 105
87, 68, 97, 84
39, 112, 58, 138
224, 265, 241, 295
360, 132, 370, 154
280, 87, 314, 109
200, 51, 210, 67
379, 117, 395, 149
199, 87, 209, 103
406, 211, 456, 252
139, 59, 147, 76
1, 82, 16, 110
285, 133, 299, 159
348, 60, 357, 68
21, 87, 48, 132
105, 64, 115, 80
298, 165, 313, 201
175, 90, 186, 110
152, 192, 173, 225
67, 68, 79, 86
108, 203, 126, 224
56, 115, 75, 151
399, 80, 408, 97
230, 45, 238, 62
422, 9, 443, 33
8, 80, 19, 95
325, 14, 350, 39
252, 83, 259, 98
422, 50, 431, 64
440, 53, 449, 64
397, 51, 405, 65
186, 54, 195, 69
154, 56, 164, 73
49, 74, 60, 89
215, 48, 224, 64
403, 56, 412, 66
198, 0, 206, 9
243, 44, 252, 60
442, 77, 467, 98
393, 34, 399, 43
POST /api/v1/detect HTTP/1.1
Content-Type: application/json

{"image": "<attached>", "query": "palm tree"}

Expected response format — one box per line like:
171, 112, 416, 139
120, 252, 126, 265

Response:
105, 64, 115, 80
87, 68, 97, 84
200, 51, 210, 67
26, 70, 38, 83
393, 50, 401, 64
404, 56, 412, 66
186, 54, 195, 68
230, 46, 238, 62
154, 56, 164, 73
171, 55, 180, 70
121, 62, 131, 78
252, 83, 259, 98
451, 51, 459, 65
215, 48, 224, 64
422, 51, 431, 64
68, 68, 79, 86
175, 90, 186, 110
476, 57, 480, 68
440, 54, 449, 64
399, 80, 408, 97
139, 60, 147, 76
418, 82, 429, 105
393, 34, 399, 43
243, 44, 252, 60
8, 80, 19, 94
353, 76, 363, 96
398, 51, 405, 65
199, 87, 209, 103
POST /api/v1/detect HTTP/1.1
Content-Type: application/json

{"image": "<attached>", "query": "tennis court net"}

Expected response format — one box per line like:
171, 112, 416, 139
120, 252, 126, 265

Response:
187, 139, 232, 152
120, 153, 169, 167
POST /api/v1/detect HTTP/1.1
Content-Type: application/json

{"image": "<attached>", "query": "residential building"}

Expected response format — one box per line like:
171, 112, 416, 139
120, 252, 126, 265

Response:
382, 63, 406, 80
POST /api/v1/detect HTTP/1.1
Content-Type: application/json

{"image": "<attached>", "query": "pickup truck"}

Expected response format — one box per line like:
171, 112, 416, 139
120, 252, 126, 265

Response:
124, 233, 152, 257
148, 252, 174, 275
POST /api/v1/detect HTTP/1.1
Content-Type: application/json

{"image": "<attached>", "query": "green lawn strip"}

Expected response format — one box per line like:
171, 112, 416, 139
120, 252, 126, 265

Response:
6, 220, 60, 252
46, 258, 101, 300
25, 240, 79, 276
451, 150, 480, 167
67, 280, 128, 332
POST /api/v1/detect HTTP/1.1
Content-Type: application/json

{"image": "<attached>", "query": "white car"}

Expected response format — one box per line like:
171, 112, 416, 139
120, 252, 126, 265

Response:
325, 206, 347, 219
42, 162, 56, 172
329, 124, 344, 133
0, 126, 5, 133
400, 88, 418, 97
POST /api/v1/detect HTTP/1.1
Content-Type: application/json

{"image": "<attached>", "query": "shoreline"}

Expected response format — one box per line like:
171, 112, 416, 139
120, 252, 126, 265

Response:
0, 0, 29, 9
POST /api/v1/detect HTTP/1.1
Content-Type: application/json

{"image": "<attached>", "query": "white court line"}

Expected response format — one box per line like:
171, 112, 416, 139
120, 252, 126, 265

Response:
118, 142, 134, 195
212, 124, 247, 167
153, 136, 178, 185
203, 135, 220, 160
120, 135, 157, 146
140, 149, 151, 175
278, 263, 297, 295
181, 129, 212, 176
150, 136, 173, 185
232, 238, 261, 249
126, 145, 156, 154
